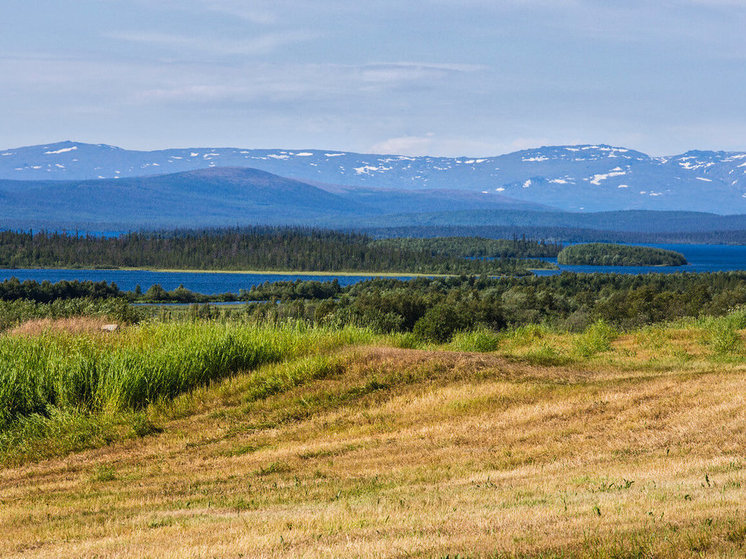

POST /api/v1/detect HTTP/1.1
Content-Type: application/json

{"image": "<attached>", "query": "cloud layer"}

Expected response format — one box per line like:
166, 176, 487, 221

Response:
0, 1, 744, 155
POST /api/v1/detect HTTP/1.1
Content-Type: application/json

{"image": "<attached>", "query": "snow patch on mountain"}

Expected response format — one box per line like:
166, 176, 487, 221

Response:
589, 169, 626, 185
44, 146, 78, 155
3, 141, 746, 213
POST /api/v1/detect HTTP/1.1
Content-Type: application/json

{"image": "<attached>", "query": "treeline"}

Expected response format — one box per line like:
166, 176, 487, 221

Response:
370, 236, 562, 258
241, 272, 746, 338
6, 272, 746, 341
364, 225, 746, 245
0, 228, 554, 275
0, 277, 122, 303
557, 243, 688, 266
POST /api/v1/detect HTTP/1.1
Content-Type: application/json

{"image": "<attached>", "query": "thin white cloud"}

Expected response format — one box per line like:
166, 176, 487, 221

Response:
199, 0, 278, 24
369, 134, 557, 158
370, 134, 436, 156
108, 30, 316, 56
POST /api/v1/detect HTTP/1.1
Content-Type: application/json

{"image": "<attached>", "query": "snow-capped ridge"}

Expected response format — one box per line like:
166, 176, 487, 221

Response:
2, 141, 746, 214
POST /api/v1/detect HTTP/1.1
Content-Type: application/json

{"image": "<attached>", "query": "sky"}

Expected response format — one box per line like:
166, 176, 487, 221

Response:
1, 0, 746, 156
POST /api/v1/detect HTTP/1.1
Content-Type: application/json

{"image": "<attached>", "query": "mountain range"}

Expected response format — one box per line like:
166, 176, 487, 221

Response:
2, 140, 746, 231
0, 167, 543, 230
3, 141, 746, 214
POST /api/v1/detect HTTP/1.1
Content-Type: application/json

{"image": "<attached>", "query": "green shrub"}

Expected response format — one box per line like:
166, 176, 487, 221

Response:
706, 323, 742, 355
504, 323, 549, 347
573, 320, 618, 358
413, 304, 466, 343
450, 328, 500, 352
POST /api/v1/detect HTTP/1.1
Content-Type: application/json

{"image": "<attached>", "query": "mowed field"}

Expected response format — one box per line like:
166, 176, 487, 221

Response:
1, 321, 745, 558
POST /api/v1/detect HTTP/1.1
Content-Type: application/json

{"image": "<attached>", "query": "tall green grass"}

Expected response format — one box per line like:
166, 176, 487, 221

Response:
0, 321, 374, 430
696, 309, 746, 356
449, 327, 500, 352
572, 320, 618, 358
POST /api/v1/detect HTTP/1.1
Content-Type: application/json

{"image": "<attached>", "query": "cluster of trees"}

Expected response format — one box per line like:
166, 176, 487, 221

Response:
557, 243, 687, 267
242, 279, 343, 301
370, 236, 562, 258
241, 272, 746, 338
0, 278, 122, 303
5, 271, 746, 342
0, 228, 554, 275
365, 225, 746, 245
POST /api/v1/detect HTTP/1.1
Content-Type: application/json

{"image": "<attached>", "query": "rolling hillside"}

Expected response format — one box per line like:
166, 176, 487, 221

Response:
0, 167, 541, 229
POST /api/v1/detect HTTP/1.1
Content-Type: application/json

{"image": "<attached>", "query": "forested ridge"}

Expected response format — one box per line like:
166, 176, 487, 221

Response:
365, 225, 746, 244
370, 236, 561, 258
0, 229, 556, 275
557, 243, 687, 266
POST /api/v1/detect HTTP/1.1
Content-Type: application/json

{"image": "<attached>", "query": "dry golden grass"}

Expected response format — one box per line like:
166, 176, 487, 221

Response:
6, 317, 118, 337
1, 336, 745, 558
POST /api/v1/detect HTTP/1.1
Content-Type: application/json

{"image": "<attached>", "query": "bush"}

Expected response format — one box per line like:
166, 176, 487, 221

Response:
450, 328, 500, 352
573, 320, 618, 358
703, 321, 743, 355
413, 304, 466, 343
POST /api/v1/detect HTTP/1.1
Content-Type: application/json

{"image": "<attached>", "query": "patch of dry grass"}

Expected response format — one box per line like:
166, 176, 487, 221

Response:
6, 317, 117, 337
1, 333, 745, 558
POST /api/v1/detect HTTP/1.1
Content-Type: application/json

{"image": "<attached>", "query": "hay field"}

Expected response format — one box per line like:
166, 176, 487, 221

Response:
0, 319, 744, 557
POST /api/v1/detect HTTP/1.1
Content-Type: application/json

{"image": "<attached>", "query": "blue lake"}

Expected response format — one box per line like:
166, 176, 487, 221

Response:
0, 269, 409, 295
2, 244, 746, 293
535, 243, 746, 276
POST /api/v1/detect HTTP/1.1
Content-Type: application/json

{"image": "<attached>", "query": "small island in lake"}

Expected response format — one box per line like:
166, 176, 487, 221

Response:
557, 243, 688, 267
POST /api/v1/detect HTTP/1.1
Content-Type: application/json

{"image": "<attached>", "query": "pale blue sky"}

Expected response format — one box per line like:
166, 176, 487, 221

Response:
2, 0, 745, 156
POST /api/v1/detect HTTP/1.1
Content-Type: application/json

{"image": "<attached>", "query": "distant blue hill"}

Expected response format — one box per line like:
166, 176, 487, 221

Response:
3, 141, 746, 214
0, 167, 543, 230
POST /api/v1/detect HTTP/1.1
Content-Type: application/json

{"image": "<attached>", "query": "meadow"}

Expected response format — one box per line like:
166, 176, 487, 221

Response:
0, 307, 744, 557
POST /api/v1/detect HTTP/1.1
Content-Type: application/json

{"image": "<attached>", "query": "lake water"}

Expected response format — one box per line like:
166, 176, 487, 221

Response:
0, 269, 408, 295
2, 244, 746, 293
534, 243, 746, 276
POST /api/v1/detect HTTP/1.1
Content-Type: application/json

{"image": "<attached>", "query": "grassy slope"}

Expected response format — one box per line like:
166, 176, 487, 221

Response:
1, 324, 745, 557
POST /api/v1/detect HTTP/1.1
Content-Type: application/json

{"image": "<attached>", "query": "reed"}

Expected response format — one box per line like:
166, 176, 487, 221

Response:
0, 321, 374, 430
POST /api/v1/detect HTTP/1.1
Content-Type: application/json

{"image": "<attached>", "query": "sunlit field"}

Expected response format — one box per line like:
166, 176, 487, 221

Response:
0, 315, 744, 557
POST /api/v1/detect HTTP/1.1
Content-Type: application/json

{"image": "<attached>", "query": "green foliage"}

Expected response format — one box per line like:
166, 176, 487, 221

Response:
0, 228, 547, 276
573, 320, 618, 357
501, 323, 549, 347
558, 243, 687, 267
450, 328, 500, 352
699, 315, 744, 355
370, 236, 562, 258
242, 354, 344, 404
388, 331, 423, 349
238, 271, 746, 332
131, 413, 162, 437
413, 304, 467, 343
0, 322, 371, 432
0, 277, 122, 302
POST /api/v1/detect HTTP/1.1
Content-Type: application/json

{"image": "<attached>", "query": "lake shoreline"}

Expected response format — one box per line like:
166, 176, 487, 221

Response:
1, 266, 444, 278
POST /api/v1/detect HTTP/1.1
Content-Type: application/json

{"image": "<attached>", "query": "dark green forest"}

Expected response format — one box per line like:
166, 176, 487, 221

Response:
557, 243, 687, 266
364, 225, 746, 244
5, 272, 746, 341
370, 236, 561, 258
0, 277, 122, 302
0, 229, 556, 275
244, 272, 746, 337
